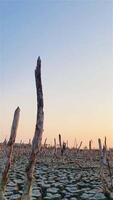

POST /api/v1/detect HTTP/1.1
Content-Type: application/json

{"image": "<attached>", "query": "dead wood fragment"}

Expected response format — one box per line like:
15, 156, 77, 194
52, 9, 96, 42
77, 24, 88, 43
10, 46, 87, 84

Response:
22, 57, 44, 199
0, 107, 20, 200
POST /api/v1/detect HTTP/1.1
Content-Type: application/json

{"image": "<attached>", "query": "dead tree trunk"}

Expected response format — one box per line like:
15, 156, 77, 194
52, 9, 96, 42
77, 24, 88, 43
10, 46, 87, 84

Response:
22, 57, 44, 200
0, 107, 20, 200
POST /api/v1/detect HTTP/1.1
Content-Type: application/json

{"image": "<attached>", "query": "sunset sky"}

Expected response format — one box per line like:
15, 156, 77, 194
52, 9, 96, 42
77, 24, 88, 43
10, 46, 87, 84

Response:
0, 1, 112, 148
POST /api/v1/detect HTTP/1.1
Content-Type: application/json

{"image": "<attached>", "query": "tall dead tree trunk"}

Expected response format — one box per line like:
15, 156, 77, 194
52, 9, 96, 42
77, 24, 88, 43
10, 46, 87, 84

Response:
0, 107, 20, 200
22, 57, 44, 199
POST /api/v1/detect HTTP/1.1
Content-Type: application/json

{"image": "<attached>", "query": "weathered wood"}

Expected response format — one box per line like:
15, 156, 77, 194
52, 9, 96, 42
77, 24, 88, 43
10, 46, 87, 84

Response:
59, 134, 62, 148
89, 140, 92, 150
104, 137, 107, 149
0, 107, 20, 199
61, 142, 66, 156
22, 57, 44, 199
98, 138, 103, 166
54, 138, 57, 154
76, 141, 82, 154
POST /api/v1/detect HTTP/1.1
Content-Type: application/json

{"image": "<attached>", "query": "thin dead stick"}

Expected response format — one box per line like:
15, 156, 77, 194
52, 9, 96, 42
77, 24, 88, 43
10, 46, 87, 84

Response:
89, 140, 92, 151
98, 138, 103, 166
59, 134, 62, 148
98, 138, 104, 186
22, 57, 44, 200
89, 140, 93, 162
76, 141, 82, 153
54, 138, 57, 154
0, 107, 20, 200
60, 142, 65, 157
104, 137, 107, 149
103, 145, 107, 165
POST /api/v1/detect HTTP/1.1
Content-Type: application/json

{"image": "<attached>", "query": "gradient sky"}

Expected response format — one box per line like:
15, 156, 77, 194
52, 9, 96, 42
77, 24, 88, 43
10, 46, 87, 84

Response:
0, 0, 113, 148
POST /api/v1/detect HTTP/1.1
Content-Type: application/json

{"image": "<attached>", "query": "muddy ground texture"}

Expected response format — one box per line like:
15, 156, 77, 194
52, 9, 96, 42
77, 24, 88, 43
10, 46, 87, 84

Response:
0, 145, 113, 200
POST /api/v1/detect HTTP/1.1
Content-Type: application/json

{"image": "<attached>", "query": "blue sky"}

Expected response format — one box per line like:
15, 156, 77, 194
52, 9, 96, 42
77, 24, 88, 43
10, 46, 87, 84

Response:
0, 0, 113, 147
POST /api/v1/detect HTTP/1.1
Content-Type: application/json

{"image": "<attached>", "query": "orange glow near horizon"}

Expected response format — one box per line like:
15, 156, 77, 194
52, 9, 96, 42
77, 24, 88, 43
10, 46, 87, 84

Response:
0, 1, 112, 148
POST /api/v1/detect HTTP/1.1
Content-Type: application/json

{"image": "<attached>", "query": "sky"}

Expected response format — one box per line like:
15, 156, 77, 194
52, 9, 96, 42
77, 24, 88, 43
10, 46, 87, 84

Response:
0, 0, 113, 148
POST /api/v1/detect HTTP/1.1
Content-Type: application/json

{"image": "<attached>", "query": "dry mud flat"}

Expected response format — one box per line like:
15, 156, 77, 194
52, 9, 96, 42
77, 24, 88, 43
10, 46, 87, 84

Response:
1, 149, 113, 200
